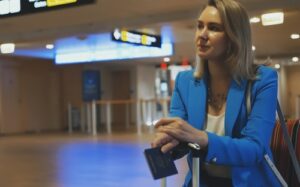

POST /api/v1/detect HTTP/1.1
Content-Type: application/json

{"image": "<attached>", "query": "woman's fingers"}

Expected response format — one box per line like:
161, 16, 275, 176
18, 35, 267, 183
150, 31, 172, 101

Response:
161, 125, 186, 140
152, 117, 208, 149
160, 121, 198, 143
161, 124, 208, 148
154, 117, 179, 128
151, 132, 172, 148
161, 138, 179, 153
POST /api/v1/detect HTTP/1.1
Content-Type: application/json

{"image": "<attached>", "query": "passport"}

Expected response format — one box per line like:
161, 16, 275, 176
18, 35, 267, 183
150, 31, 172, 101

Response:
144, 147, 178, 180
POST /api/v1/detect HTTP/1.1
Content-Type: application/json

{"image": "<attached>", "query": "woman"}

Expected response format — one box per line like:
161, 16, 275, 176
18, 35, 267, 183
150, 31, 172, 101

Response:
151, 0, 280, 186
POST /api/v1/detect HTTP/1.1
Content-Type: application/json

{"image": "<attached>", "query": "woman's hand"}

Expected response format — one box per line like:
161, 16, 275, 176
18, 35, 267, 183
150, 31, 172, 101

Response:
155, 117, 208, 149
151, 131, 179, 153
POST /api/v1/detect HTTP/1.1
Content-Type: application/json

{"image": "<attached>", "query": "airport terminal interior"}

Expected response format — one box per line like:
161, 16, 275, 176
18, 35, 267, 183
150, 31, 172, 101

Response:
0, 0, 300, 187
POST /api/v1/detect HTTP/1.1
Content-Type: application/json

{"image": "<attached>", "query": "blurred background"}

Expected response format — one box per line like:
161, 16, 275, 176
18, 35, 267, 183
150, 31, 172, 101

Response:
0, 0, 299, 187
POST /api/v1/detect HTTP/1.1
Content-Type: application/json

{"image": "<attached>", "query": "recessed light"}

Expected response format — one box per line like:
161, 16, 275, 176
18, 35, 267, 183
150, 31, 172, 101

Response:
261, 12, 284, 26
252, 45, 256, 51
292, 57, 299, 62
0, 43, 15, 54
46, 44, 54, 49
250, 17, 260, 23
274, 64, 281, 69
290, 34, 300, 40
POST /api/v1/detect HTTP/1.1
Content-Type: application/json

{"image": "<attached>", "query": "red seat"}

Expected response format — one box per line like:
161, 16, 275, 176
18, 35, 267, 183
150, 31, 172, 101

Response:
271, 119, 300, 187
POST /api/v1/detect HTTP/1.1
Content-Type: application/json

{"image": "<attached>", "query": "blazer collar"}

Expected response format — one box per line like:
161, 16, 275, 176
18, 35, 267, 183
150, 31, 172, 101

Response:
225, 79, 247, 136
188, 77, 247, 136
188, 78, 207, 130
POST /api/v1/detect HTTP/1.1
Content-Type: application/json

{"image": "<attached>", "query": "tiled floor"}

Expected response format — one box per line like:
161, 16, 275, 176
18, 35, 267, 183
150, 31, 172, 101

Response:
0, 133, 188, 187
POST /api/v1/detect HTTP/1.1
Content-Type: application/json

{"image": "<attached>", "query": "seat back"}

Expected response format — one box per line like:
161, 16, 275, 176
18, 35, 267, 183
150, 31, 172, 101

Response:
271, 119, 300, 187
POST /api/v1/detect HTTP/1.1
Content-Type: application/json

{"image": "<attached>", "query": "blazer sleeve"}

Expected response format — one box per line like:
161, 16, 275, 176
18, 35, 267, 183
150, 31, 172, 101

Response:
204, 67, 278, 166
169, 71, 189, 120
168, 71, 190, 159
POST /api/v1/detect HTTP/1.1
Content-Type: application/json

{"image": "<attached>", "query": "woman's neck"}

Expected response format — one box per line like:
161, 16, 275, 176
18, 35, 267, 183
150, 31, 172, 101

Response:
207, 60, 231, 115
207, 60, 231, 82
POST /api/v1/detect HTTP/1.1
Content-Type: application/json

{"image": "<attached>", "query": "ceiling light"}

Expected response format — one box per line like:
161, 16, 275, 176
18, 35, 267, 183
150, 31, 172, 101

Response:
252, 45, 256, 51
55, 43, 173, 64
250, 17, 260, 23
0, 43, 15, 54
290, 34, 300, 40
292, 57, 299, 62
261, 12, 284, 26
163, 57, 170, 62
274, 64, 280, 69
46, 44, 54, 49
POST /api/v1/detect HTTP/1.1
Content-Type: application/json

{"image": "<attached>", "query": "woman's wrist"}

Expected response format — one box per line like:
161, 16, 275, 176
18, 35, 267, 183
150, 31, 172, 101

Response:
195, 130, 208, 149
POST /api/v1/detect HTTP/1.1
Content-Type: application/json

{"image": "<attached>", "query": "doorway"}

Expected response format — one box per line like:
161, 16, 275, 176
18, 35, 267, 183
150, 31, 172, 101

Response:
111, 70, 131, 131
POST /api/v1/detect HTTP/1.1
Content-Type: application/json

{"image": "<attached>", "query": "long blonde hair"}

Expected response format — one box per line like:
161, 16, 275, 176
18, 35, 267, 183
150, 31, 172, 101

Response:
194, 0, 256, 81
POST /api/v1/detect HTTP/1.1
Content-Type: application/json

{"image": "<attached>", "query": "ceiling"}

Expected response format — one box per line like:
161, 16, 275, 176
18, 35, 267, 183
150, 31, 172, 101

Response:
0, 0, 299, 64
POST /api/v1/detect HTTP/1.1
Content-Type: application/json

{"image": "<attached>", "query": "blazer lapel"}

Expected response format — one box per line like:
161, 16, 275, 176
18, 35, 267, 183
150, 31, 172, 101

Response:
225, 79, 247, 136
188, 78, 207, 130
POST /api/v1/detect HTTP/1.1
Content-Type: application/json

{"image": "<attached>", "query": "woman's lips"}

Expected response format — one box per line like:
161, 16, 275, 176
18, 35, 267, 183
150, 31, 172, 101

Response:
198, 45, 210, 51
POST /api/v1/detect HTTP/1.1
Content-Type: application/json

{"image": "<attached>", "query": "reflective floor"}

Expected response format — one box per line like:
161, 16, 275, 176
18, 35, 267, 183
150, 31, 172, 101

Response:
0, 133, 187, 187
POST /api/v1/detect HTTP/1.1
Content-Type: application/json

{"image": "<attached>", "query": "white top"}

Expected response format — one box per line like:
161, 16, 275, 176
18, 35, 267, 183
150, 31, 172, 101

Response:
203, 113, 231, 178
205, 113, 225, 136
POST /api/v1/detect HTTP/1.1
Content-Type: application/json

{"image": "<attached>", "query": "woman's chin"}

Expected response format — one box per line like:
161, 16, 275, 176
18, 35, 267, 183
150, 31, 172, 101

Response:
198, 52, 210, 60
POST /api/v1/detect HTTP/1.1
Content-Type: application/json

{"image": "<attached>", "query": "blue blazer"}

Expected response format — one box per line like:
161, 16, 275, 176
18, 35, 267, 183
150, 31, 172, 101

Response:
169, 66, 281, 187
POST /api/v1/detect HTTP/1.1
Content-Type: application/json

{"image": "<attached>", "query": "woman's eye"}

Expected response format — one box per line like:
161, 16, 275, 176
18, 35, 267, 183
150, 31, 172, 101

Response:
197, 23, 204, 30
209, 25, 222, 32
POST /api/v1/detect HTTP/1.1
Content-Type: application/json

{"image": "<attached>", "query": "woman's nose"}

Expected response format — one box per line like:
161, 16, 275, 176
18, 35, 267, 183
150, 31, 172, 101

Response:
199, 28, 208, 41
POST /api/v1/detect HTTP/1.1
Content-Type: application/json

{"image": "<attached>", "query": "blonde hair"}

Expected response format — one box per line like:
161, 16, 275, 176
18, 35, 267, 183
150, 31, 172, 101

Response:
194, 0, 256, 81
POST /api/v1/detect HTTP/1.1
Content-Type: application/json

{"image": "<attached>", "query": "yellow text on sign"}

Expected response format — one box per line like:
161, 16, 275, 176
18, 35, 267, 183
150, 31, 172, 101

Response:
47, 0, 77, 7
121, 31, 128, 42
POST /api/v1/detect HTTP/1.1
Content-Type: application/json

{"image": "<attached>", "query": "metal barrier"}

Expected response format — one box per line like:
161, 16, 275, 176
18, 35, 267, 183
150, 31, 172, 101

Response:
67, 98, 170, 135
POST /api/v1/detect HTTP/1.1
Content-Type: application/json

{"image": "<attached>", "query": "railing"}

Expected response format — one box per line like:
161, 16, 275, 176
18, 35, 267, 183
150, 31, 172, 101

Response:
67, 98, 170, 135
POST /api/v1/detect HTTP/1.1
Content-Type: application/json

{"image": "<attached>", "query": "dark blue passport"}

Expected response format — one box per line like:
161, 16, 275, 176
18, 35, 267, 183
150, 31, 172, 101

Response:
144, 147, 178, 180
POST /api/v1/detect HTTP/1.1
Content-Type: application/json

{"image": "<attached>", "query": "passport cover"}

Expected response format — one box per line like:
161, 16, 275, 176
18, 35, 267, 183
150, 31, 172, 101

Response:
144, 147, 178, 180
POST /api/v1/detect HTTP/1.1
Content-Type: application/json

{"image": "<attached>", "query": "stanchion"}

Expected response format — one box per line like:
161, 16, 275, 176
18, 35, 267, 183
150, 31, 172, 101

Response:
149, 100, 155, 133
91, 100, 97, 136
106, 102, 112, 134
162, 99, 168, 117
141, 99, 147, 125
125, 103, 130, 129
86, 102, 92, 133
136, 100, 142, 135
68, 103, 72, 133
80, 105, 85, 132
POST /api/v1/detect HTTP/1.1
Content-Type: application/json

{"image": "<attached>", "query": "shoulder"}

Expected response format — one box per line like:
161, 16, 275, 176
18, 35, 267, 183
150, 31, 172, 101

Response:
252, 65, 278, 91
256, 65, 278, 80
176, 70, 195, 81
173, 70, 197, 96
174, 70, 196, 86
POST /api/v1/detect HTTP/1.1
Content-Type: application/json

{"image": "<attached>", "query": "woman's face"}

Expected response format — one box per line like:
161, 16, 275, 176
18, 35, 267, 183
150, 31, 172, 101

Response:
195, 6, 228, 61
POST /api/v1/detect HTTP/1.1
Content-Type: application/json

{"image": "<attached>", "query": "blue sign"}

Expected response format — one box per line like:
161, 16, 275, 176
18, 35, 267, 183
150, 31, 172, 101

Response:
82, 70, 100, 102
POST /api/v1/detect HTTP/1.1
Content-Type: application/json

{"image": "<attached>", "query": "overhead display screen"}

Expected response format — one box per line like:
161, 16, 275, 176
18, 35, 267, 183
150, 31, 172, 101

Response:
0, 0, 95, 18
